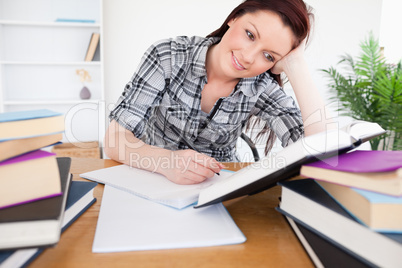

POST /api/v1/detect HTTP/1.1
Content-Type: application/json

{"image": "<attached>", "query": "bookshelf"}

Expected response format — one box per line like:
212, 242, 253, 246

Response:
0, 0, 105, 144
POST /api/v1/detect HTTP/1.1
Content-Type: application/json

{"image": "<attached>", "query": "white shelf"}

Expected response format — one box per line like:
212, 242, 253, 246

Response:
0, 20, 100, 28
4, 99, 103, 105
0, 0, 105, 144
1, 61, 101, 66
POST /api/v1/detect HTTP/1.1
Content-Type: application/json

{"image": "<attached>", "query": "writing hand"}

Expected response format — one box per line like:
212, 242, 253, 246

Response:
159, 149, 224, 185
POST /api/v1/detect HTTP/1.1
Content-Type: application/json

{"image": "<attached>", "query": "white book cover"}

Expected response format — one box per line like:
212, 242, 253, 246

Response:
92, 185, 246, 253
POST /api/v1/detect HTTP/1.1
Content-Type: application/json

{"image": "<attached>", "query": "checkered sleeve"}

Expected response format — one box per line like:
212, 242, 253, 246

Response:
255, 82, 304, 147
109, 40, 172, 138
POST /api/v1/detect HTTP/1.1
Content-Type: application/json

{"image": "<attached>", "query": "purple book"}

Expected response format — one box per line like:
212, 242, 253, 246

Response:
305, 150, 402, 173
0, 150, 61, 210
0, 150, 55, 166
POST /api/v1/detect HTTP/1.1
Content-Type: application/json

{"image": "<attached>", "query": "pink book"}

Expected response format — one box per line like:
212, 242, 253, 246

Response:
305, 150, 402, 173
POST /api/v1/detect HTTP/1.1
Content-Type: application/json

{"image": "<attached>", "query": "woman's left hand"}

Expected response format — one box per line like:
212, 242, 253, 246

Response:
270, 39, 307, 75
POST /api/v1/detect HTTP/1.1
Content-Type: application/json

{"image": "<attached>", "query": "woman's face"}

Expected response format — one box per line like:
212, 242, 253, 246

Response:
217, 10, 295, 79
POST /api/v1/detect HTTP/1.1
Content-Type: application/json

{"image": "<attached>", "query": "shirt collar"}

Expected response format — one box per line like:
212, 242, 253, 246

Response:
191, 37, 220, 78
236, 77, 259, 97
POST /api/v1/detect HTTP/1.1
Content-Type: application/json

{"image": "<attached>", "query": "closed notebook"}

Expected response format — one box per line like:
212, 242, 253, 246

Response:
0, 150, 62, 209
0, 109, 64, 141
92, 185, 246, 253
301, 150, 402, 196
317, 180, 402, 232
0, 157, 71, 250
0, 180, 97, 268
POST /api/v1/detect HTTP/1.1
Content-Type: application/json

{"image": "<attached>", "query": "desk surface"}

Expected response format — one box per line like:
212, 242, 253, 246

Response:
30, 158, 313, 268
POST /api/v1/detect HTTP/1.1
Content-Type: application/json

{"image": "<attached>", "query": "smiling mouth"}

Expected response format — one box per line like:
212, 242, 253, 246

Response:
232, 52, 245, 70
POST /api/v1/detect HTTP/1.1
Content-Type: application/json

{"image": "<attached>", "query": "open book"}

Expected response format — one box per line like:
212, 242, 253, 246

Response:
194, 121, 385, 208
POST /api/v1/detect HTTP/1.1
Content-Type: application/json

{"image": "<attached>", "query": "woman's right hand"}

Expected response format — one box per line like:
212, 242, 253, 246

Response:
104, 120, 223, 185
157, 149, 224, 185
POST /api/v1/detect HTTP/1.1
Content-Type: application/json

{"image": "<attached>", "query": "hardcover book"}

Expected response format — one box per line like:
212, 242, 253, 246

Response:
0, 109, 64, 142
0, 179, 97, 268
301, 150, 402, 196
0, 157, 71, 250
84, 33, 100, 61
285, 216, 375, 268
195, 121, 385, 208
277, 179, 402, 268
317, 180, 402, 232
0, 133, 62, 162
0, 150, 62, 209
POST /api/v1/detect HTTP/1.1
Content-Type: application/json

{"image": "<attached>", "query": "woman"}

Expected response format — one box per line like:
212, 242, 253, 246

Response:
104, 0, 328, 184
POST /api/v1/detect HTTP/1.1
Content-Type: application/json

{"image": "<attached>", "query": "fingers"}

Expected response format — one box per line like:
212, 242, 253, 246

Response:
164, 150, 224, 185
271, 39, 307, 75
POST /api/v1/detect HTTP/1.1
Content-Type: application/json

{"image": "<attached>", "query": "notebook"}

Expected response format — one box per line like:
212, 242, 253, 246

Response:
92, 185, 246, 253
80, 164, 233, 209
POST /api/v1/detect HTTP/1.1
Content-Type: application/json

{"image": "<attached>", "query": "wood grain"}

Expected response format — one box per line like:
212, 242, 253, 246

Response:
29, 158, 313, 268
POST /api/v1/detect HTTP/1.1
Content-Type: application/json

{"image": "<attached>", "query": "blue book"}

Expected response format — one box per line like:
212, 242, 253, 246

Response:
55, 18, 96, 23
317, 180, 402, 232
0, 158, 97, 267
0, 109, 64, 142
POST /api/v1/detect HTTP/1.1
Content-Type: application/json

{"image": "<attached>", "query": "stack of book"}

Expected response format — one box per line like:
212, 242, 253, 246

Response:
0, 110, 65, 211
0, 109, 98, 267
0, 109, 66, 249
277, 150, 402, 268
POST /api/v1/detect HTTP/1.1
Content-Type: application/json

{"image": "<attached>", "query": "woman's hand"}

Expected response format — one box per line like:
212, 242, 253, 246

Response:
271, 39, 307, 75
157, 149, 224, 185
268, 39, 333, 136
105, 120, 224, 185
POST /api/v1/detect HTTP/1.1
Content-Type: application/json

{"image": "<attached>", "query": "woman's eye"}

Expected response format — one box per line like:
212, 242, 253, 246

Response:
246, 30, 255, 41
264, 52, 275, 62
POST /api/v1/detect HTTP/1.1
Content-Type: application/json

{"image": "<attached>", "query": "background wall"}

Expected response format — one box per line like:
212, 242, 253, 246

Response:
380, 0, 402, 64
102, 0, 385, 160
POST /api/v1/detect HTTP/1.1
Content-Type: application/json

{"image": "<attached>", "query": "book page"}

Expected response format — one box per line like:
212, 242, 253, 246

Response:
92, 185, 246, 252
80, 165, 233, 209
343, 121, 385, 142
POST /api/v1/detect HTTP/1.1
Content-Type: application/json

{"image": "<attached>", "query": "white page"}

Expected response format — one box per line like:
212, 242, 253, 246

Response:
92, 185, 246, 253
80, 165, 233, 209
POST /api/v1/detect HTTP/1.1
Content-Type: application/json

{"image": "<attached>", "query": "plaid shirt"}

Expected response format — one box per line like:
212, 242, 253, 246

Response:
110, 36, 304, 161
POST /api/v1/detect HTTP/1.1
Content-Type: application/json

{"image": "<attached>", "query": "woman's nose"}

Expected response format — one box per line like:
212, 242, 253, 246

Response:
241, 47, 257, 65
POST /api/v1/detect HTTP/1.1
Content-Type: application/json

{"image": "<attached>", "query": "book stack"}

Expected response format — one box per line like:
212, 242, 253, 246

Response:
0, 109, 66, 250
0, 110, 65, 210
0, 109, 98, 267
0, 159, 97, 268
277, 150, 402, 268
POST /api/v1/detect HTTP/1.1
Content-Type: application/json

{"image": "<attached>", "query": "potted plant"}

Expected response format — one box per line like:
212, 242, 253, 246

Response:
321, 33, 402, 150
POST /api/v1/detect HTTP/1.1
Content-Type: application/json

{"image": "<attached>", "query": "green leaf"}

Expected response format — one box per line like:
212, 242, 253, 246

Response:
321, 32, 402, 150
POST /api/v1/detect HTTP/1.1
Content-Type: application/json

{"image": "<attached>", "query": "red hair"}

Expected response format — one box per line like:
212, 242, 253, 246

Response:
208, 0, 312, 49
208, 0, 313, 86
207, 0, 313, 155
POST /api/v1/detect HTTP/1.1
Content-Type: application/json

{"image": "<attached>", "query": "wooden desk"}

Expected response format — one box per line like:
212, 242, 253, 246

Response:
30, 158, 313, 267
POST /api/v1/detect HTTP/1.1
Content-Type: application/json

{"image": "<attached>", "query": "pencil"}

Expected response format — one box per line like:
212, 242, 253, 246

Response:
181, 138, 220, 176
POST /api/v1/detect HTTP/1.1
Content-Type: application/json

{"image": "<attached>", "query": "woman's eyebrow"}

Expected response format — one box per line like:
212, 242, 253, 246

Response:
249, 22, 284, 58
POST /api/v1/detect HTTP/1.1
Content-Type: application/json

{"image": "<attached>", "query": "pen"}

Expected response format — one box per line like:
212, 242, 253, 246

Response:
181, 138, 220, 176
